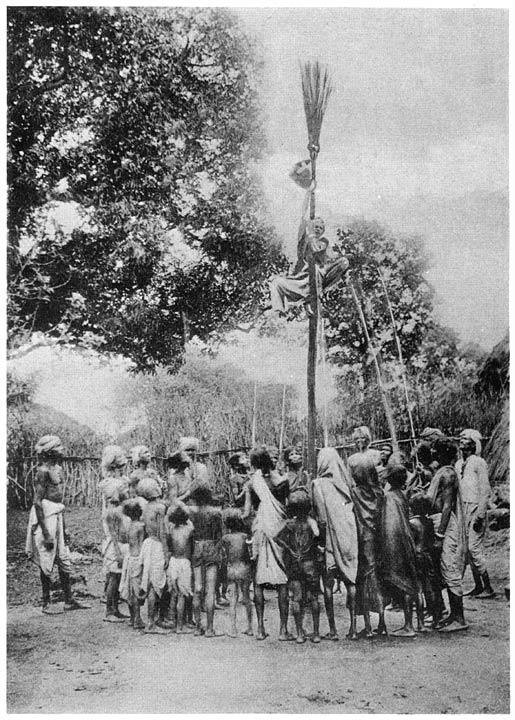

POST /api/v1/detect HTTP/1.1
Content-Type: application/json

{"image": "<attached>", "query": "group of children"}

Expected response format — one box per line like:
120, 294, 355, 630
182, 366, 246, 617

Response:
30, 424, 493, 643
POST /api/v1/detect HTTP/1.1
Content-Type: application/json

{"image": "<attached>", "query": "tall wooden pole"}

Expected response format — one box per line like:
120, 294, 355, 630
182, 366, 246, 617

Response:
251, 380, 257, 447
307, 152, 319, 477
278, 383, 287, 460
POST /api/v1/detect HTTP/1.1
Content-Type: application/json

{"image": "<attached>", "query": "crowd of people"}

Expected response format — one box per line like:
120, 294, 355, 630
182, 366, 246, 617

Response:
26, 425, 495, 642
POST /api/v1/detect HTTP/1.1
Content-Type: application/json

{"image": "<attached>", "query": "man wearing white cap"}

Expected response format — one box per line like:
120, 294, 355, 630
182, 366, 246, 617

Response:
26, 435, 90, 614
455, 429, 495, 598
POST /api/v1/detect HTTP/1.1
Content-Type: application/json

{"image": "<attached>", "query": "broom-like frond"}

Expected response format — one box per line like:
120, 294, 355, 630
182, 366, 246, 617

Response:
301, 60, 333, 147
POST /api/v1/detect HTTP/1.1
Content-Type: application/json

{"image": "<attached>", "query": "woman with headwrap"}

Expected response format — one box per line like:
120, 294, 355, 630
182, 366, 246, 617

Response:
347, 426, 387, 637
244, 446, 292, 641
25, 436, 90, 614
311, 448, 359, 640
455, 429, 494, 599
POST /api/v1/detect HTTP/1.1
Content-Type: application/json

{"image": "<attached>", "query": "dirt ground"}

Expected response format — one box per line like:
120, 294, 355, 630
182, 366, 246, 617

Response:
7, 507, 510, 714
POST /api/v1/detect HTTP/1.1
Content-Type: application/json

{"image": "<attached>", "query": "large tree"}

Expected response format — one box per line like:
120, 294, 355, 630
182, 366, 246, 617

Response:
8, 7, 285, 369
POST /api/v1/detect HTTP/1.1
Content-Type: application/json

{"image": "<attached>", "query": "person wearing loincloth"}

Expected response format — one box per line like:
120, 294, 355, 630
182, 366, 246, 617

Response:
139, 478, 171, 633
166, 502, 194, 633
25, 435, 90, 614
426, 438, 468, 633
276, 491, 322, 644
119, 499, 145, 630
188, 483, 223, 637
100, 445, 131, 623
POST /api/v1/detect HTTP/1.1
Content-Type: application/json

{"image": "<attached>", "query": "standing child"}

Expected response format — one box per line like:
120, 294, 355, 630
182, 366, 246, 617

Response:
188, 483, 223, 638
139, 478, 171, 634
119, 499, 145, 630
166, 502, 194, 634
378, 463, 421, 637
276, 491, 322, 644
221, 509, 253, 638
409, 493, 445, 629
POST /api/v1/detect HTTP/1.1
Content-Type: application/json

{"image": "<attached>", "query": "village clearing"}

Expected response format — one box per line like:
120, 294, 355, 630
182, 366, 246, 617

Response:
7, 507, 509, 714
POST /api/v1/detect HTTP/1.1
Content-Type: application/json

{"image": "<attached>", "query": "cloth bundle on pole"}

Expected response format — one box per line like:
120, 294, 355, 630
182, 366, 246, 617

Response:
301, 60, 332, 477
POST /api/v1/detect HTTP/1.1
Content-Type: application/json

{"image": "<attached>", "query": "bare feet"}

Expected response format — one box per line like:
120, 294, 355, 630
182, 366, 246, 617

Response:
42, 604, 64, 615
324, 632, 339, 641
103, 614, 125, 623
373, 626, 388, 636
156, 620, 175, 629
391, 626, 416, 638
255, 630, 268, 641
144, 626, 170, 634
133, 619, 145, 630
176, 627, 194, 634
346, 631, 359, 641
278, 632, 295, 641
438, 621, 469, 633
311, 634, 321, 644
194, 626, 205, 637
204, 629, 216, 638
296, 632, 306, 644
64, 599, 91, 611
416, 625, 430, 633
242, 629, 253, 636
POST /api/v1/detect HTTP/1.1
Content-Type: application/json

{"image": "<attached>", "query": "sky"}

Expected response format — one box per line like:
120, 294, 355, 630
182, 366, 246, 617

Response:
235, 8, 509, 349
8, 7, 509, 434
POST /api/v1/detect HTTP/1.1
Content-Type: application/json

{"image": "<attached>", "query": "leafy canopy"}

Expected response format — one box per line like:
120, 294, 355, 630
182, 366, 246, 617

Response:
8, 7, 285, 369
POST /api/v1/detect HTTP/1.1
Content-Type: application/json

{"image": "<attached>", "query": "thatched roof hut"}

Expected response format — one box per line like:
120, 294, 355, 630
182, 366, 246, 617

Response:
479, 333, 509, 487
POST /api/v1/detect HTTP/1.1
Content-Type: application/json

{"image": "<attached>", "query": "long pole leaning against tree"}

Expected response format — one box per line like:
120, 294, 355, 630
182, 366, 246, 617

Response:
349, 279, 399, 451
301, 61, 333, 477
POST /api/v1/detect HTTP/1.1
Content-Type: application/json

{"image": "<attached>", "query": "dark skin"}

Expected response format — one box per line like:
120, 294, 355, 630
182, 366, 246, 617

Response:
429, 460, 467, 630
34, 460, 65, 551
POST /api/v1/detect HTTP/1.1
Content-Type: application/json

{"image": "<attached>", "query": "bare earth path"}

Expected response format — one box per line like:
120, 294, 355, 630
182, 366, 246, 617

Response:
7, 510, 509, 714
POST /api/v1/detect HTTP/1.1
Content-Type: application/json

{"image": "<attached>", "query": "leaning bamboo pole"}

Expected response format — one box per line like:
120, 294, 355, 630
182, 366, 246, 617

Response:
376, 265, 417, 443
349, 280, 399, 450
301, 61, 332, 476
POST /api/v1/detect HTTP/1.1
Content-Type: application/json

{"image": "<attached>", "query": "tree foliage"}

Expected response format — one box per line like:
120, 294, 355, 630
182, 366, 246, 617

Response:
8, 7, 285, 369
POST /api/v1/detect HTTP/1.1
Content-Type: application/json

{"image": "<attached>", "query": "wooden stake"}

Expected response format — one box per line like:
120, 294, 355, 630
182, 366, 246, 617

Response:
307, 163, 319, 477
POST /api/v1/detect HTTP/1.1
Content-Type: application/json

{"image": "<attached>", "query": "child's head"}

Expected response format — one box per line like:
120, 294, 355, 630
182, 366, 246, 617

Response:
384, 463, 408, 490
166, 450, 191, 472
168, 502, 190, 526
189, 482, 213, 506
283, 445, 303, 469
136, 477, 161, 501
122, 498, 143, 521
434, 438, 458, 466
249, 445, 274, 474
409, 492, 431, 518
223, 508, 245, 532
288, 490, 311, 518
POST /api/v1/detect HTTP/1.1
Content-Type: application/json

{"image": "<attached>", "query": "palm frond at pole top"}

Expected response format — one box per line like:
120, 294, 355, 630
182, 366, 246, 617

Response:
300, 60, 333, 148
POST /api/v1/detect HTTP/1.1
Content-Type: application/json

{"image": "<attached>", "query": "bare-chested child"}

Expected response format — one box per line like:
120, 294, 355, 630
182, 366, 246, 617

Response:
139, 478, 171, 634
26, 435, 90, 614
221, 509, 253, 638
119, 499, 145, 630
276, 491, 321, 644
166, 502, 194, 634
188, 483, 223, 638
